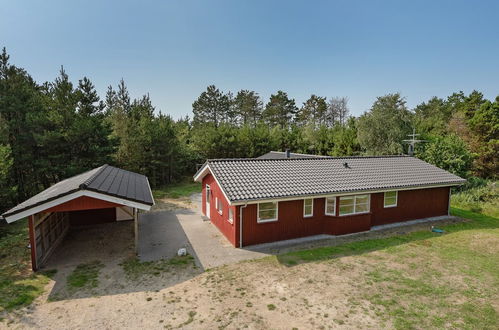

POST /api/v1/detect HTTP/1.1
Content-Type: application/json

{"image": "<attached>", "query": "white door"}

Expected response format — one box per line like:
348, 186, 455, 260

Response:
205, 185, 211, 218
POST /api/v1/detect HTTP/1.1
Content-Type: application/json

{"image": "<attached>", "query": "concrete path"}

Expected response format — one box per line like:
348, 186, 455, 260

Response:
138, 210, 192, 262
138, 194, 267, 269
174, 194, 267, 270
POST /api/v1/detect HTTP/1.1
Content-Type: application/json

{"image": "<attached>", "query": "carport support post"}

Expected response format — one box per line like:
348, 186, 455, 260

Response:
134, 208, 139, 255
28, 215, 37, 271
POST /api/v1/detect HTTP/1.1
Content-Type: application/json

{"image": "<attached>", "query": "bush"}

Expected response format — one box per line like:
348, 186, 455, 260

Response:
451, 180, 498, 217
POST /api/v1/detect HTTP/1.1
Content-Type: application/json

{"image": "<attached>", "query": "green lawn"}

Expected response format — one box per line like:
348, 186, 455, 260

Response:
0, 219, 56, 312
152, 179, 201, 199
278, 207, 499, 329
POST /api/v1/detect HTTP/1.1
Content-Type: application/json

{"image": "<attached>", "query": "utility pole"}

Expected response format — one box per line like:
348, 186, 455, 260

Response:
403, 128, 425, 156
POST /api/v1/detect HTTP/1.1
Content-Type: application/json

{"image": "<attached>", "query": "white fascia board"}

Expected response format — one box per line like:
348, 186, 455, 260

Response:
145, 177, 155, 206
193, 164, 233, 206
83, 191, 152, 211
193, 164, 210, 182
4, 190, 152, 223
231, 182, 461, 206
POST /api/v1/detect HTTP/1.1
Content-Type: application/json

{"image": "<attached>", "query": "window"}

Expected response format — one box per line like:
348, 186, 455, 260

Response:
228, 208, 234, 224
384, 191, 398, 208
339, 194, 370, 216
303, 199, 314, 217
216, 197, 223, 215
325, 197, 336, 216
258, 202, 278, 223
339, 196, 354, 215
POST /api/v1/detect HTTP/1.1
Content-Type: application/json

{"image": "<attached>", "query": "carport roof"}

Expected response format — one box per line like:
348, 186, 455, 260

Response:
2, 165, 154, 222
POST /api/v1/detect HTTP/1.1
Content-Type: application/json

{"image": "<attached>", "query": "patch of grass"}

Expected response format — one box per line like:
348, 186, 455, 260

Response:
267, 304, 276, 311
153, 179, 201, 199
179, 311, 197, 327
278, 207, 498, 266
274, 207, 499, 329
0, 219, 58, 311
66, 261, 103, 291
120, 255, 195, 279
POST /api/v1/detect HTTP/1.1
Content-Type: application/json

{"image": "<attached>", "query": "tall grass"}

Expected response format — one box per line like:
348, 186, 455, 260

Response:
451, 179, 498, 217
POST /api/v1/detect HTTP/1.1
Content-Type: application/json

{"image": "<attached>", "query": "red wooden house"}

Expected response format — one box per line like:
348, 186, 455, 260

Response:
193, 156, 465, 247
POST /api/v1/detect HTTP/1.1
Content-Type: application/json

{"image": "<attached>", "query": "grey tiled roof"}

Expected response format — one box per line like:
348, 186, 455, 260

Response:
257, 151, 328, 159
2, 165, 153, 218
200, 156, 466, 203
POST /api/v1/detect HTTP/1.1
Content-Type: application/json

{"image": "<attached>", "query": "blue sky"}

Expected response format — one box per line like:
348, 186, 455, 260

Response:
1, 0, 498, 118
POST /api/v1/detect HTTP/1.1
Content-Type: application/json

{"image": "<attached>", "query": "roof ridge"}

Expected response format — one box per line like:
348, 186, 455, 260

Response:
208, 155, 410, 162
79, 164, 109, 189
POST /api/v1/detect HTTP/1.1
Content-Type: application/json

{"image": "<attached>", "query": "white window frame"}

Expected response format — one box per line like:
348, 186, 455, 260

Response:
257, 201, 278, 223
384, 191, 398, 208
228, 208, 234, 224
303, 198, 314, 218
339, 194, 370, 216
216, 197, 223, 215
325, 197, 336, 216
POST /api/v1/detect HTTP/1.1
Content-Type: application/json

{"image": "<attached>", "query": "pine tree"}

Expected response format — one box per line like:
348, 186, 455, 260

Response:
0, 48, 46, 201
262, 91, 298, 129
192, 85, 231, 128
233, 90, 263, 126
69, 77, 114, 173
297, 95, 327, 127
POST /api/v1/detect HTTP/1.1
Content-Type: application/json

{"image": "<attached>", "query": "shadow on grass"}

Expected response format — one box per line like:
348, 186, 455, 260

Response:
277, 207, 498, 266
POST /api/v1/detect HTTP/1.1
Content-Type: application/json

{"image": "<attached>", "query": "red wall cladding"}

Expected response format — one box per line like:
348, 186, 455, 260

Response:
201, 175, 451, 247
45, 196, 122, 213
370, 187, 450, 226
202, 174, 237, 246
237, 186, 450, 246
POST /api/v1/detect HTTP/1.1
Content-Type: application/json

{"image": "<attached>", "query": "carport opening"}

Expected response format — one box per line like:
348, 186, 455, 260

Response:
2, 164, 154, 272
30, 204, 139, 270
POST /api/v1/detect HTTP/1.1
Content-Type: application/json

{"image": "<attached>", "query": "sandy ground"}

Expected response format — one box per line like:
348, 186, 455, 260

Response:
3, 254, 388, 329
0, 198, 473, 329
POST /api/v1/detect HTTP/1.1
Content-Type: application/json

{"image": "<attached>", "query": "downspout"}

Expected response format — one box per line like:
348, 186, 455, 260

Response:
239, 201, 248, 248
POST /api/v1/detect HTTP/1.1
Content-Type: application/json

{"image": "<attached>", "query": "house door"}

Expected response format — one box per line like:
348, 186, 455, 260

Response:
205, 184, 211, 218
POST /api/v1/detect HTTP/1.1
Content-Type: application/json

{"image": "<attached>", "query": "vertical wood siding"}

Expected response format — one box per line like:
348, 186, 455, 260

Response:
44, 196, 122, 213
202, 174, 237, 246
370, 187, 450, 226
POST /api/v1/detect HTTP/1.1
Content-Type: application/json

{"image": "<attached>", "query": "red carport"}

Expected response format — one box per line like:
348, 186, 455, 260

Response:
1, 165, 154, 271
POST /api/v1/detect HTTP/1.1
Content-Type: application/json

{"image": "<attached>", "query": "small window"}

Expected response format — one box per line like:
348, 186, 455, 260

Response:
303, 199, 314, 217
384, 191, 398, 208
216, 197, 223, 215
228, 208, 234, 224
325, 197, 336, 216
258, 202, 278, 223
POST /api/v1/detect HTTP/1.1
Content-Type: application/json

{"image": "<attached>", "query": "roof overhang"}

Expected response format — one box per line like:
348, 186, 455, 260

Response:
230, 182, 464, 206
193, 163, 210, 183
193, 163, 234, 206
2, 190, 153, 223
